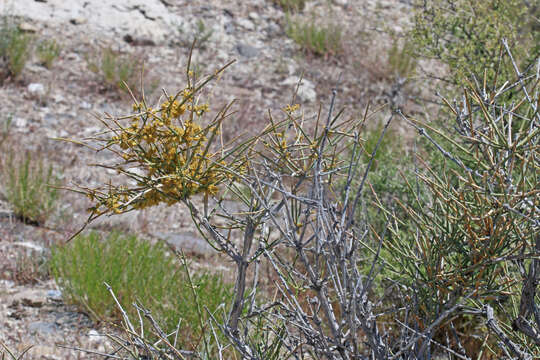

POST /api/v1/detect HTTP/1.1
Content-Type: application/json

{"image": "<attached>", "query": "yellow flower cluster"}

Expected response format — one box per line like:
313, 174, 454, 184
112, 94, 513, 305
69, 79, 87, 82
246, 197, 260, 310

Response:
89, 86, 245, 215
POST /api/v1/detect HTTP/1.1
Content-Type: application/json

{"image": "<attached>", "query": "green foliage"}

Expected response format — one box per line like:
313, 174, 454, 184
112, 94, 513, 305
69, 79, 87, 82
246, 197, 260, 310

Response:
1, 152, 60, 225
0, 113, 13, 144
175, 19, 214, 49
50, 232, 232, 348
0, 18, 33, 80
87, 48, 157, 96
387, 38, 416, 79
36, 39, 61, 69
410, 0, 538, 90
273, 0, 308, 12
285, 14, 342, 57
377, 71, 539, 354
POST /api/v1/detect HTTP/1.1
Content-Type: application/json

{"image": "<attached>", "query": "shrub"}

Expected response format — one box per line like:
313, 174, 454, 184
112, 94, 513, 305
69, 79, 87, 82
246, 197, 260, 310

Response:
410, 0, 538, 91
0, 17, 33, 80
50, 232, 232, 349
70, 47, 540, 359
1, 152, 60, 226
285, 14, 342, 57
36, 39, 61, 69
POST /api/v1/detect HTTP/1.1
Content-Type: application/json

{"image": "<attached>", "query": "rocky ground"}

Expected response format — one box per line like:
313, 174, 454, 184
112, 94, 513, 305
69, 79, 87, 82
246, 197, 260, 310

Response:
0, 0, 415, 358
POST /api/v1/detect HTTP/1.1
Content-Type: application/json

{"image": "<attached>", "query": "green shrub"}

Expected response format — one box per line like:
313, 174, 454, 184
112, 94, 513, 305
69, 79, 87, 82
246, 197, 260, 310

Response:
36, 39, 61, 69
50, 232, 232, 348
1, 152, 60, 225
410, 0, 538, 91
285, 14, 342, 57
0, 18, 33, 80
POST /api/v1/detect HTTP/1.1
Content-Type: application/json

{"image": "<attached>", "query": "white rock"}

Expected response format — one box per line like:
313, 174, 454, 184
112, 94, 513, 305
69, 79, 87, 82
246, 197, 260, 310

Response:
12, 242, 45, 252
281, 76, 317, 103
236, 18, 255, 31
27, 83, 46, 97
14, 117, 28, 128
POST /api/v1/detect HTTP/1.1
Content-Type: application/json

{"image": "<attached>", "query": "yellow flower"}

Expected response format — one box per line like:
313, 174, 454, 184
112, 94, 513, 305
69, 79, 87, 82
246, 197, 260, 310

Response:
283, 104, 300, 113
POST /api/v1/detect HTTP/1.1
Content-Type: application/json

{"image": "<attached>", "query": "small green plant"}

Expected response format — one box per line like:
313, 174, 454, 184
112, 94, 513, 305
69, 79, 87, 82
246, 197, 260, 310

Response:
36, 39, 61, 69
50, 232, 232, 348
11, 251, 50, 285
273, 0, 308, 12
0, 113, 13, 144
285, 14, 342, 57
1, 152, 60, 225
0, 17, 33, 80
87, 47, 157, 96
175, 20, 214, 49
387, 38, 416, 79
193, 19, 213, 48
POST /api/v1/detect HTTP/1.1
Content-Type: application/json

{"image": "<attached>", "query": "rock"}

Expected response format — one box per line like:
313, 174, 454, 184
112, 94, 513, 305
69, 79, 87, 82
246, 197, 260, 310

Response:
248, 12, 259, 21
236, 43, 259, 58
281, 76, 317, 103
18, 22, 38, 33
13, 242, 45, 253
236, 18, 255, 31
13, 289, 46, 308
14, 117, 28, 129
123, 34, 156, 46
70, 17, 88, 25
28, 321, 58, 335
27, 83, 46, 97
154, 231, 214, 256
46, 290, 63, 301
65, 52, 81, 61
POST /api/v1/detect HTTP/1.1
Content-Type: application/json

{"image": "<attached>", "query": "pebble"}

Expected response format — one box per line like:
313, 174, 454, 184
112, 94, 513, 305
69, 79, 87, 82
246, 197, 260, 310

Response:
281, 76, 317, 103
236, 43, 259, 58
27, 83, 46, 97
18, 22, 38, 33
28, 321, 58, 335
236, 18, 255, 31
70, 17, 88, 25
46, 290, 63, 301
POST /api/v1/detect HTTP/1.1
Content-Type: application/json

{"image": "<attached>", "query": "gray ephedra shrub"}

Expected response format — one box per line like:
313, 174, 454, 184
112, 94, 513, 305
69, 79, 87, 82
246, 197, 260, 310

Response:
69, 45, 539, 358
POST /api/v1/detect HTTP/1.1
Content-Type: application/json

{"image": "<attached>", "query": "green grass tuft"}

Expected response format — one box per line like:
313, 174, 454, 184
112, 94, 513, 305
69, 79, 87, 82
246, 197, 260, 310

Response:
1, 152, 60, 225
285, 14, 342, 57
50, 232, 232, 348
36, 39, 61, 69
0, 17, 33, 80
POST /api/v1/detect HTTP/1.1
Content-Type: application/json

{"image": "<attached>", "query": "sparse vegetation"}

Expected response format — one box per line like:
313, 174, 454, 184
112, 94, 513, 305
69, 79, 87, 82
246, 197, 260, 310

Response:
0, 152, 60, 225
50, 232, 232, 349
176, 19, 214, 49
0, 1, 538, 359
0, 17, 33, 81
86, 47, 158, 96
272, 0, 308, 12
410, 0, 538, 91
285, 14, 342, 57
70, 41, 539, 358
36, 39, 61, 69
